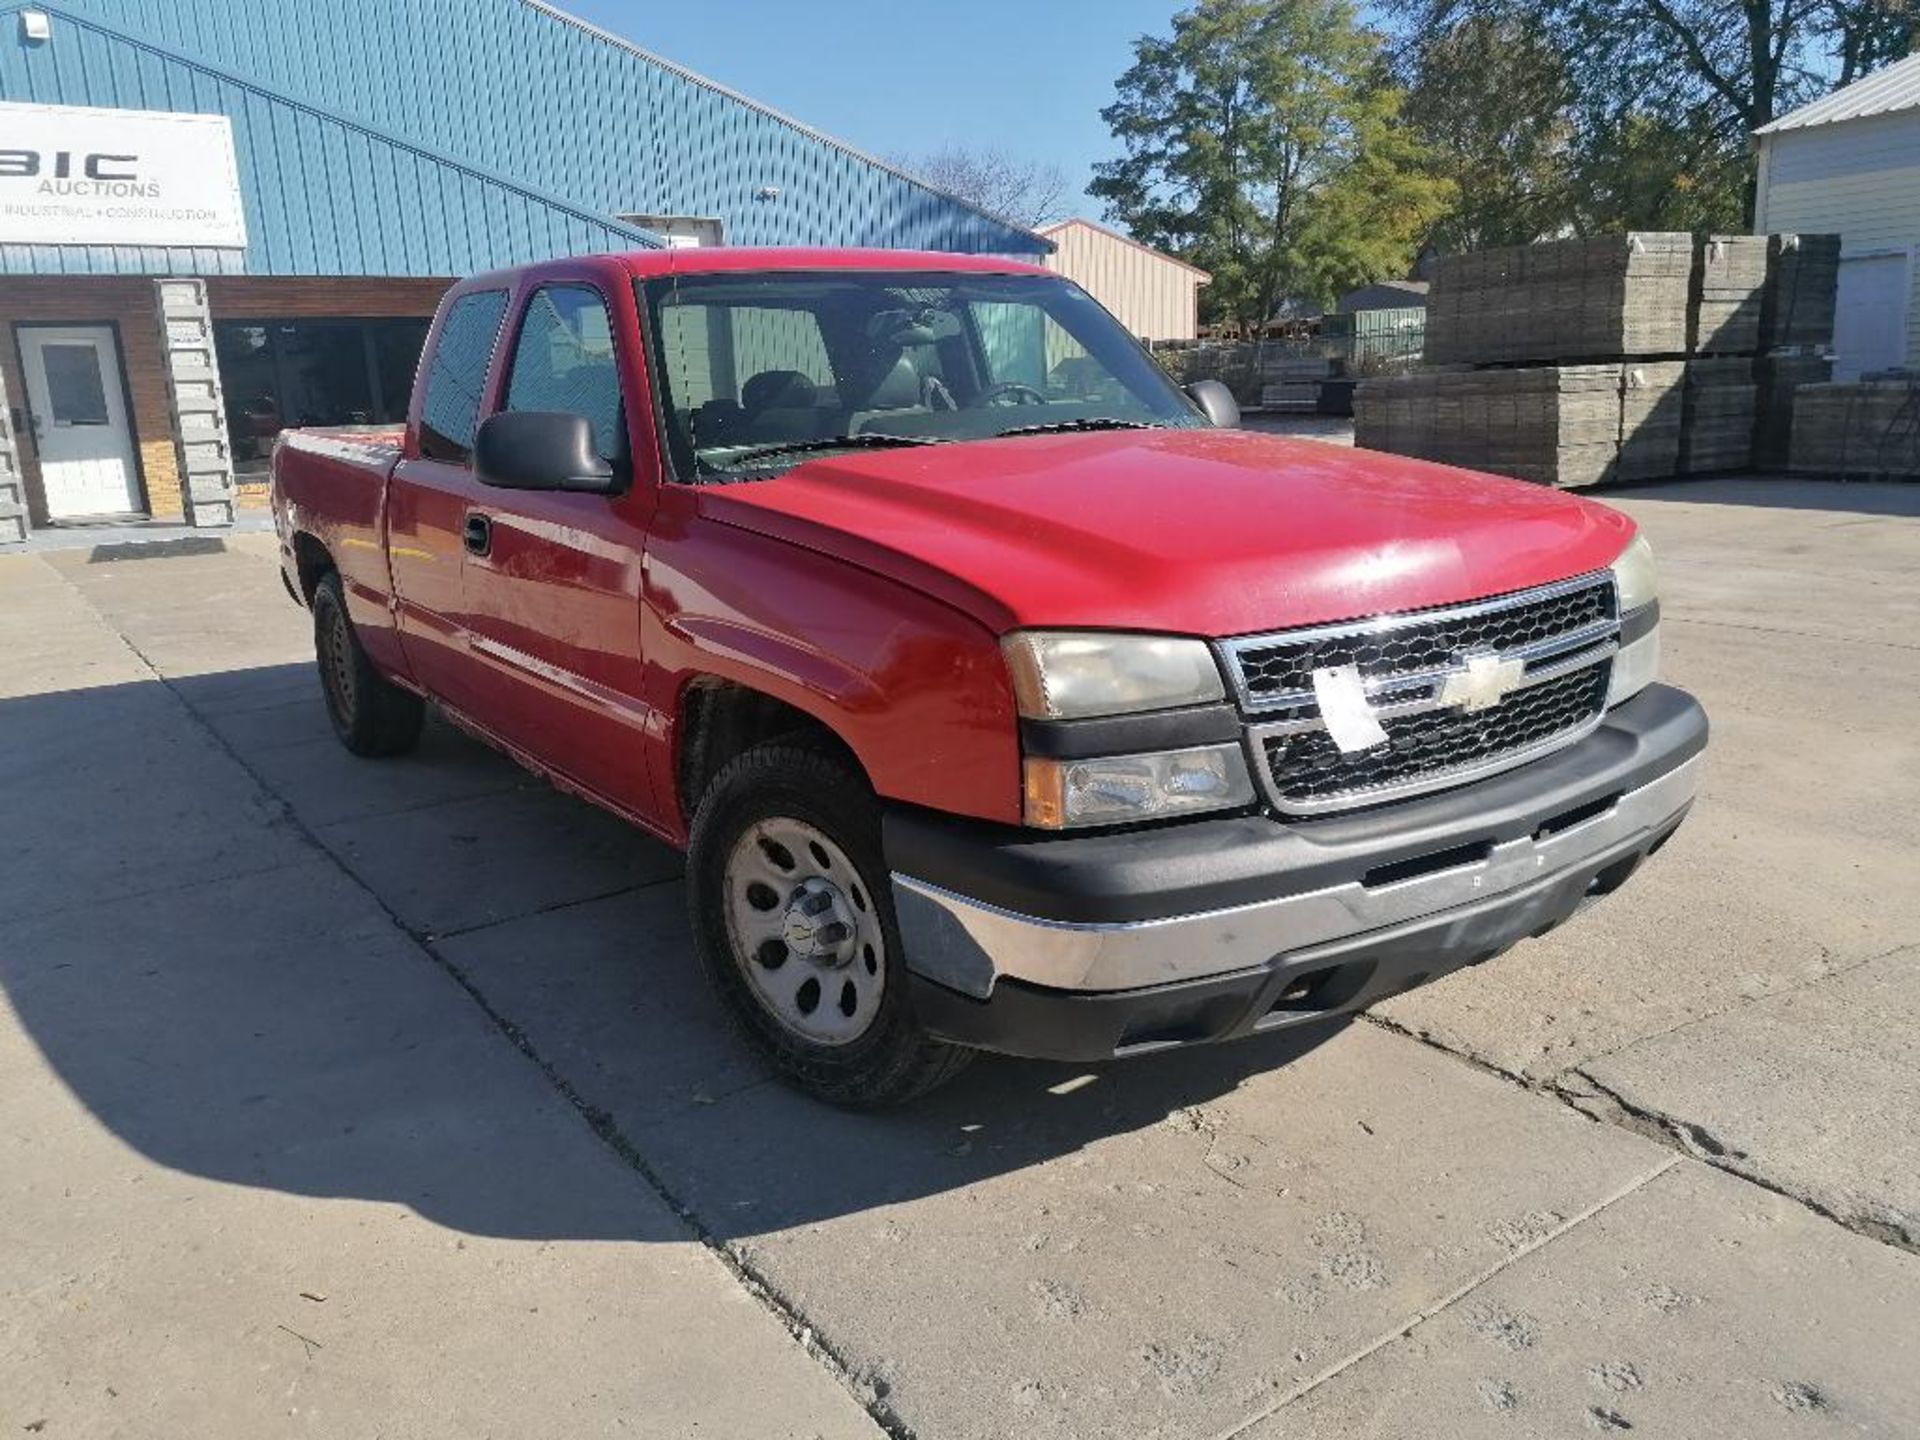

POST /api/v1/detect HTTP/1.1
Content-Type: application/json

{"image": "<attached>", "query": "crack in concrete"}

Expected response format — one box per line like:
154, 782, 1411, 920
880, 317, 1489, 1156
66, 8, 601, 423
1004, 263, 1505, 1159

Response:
1663, 612, 1920, 653
301, 774, 539, 829
1554, 1071, 1918, 1256
1211, 1155, 1682, 1440
424, 872, 680, 942
1559, 942, 1908, 1076
53, 568, 907, 1440
1363, 936, 1920, 1260
6, 854, 321, 926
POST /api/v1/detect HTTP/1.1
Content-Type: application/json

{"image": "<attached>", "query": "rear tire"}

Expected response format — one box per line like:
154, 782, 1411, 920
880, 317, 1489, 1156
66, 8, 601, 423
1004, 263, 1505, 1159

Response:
313, 571, 424, 758
687, 740, 973, 1107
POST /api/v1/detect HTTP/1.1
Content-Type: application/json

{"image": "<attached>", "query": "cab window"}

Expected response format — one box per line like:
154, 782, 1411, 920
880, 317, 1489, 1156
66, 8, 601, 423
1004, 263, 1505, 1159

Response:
418, 290, 508, 463
502, 284, 624, 462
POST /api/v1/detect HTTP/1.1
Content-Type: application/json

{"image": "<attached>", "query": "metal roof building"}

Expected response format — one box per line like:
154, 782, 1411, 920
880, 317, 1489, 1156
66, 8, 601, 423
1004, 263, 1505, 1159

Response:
0, 0, 1045, 539
1037, 219, 1210, 342
1754, 52, 1920, 378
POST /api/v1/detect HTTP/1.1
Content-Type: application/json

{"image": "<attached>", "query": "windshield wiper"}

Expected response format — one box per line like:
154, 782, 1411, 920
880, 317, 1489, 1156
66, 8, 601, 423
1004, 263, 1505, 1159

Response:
713, 433, 938, 470
993, 418, 1158, 438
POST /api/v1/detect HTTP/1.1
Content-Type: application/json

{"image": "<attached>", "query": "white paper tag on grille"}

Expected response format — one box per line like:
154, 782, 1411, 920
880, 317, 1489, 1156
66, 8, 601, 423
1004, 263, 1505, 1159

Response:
1311, 664, 1389, 755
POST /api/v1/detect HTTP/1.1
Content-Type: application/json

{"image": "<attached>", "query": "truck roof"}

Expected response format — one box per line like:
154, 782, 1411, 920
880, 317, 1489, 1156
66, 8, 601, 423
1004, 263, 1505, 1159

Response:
618, 246, 1054, 279
457, 247, 1056, 291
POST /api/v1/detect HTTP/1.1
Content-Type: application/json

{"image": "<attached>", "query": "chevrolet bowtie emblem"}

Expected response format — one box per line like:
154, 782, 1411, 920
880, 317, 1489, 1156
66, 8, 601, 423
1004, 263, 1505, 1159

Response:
1438, 651, 1527, 712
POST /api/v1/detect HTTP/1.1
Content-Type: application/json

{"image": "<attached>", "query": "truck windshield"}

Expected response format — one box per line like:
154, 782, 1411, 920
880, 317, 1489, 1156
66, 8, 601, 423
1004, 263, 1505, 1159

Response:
638, 270, 1207, 480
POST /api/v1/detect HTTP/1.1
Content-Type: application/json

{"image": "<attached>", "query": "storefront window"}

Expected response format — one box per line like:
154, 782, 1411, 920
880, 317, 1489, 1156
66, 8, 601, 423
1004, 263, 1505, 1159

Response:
215, 318, 432, 475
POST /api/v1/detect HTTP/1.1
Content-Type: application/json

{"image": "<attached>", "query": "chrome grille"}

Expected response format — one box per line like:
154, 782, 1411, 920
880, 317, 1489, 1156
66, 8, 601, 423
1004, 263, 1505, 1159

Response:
1263, 664, 1611, 809
1224, 573, 1619, 815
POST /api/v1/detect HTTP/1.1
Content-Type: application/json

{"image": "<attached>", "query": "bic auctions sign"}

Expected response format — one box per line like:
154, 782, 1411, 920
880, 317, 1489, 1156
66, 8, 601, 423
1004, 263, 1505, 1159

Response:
0, 102, 247, 249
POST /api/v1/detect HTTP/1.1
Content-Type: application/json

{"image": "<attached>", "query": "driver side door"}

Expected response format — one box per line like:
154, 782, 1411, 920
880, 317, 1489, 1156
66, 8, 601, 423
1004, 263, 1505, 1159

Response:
459, 278, 657, 819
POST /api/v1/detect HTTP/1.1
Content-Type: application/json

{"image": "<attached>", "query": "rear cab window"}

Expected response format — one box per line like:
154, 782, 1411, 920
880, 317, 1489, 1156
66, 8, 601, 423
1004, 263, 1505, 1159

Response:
418, 290, 509, 463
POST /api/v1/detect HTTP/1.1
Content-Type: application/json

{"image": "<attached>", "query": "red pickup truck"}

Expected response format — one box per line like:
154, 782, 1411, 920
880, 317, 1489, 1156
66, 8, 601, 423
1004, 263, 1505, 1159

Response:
272, 247, 1705, 1106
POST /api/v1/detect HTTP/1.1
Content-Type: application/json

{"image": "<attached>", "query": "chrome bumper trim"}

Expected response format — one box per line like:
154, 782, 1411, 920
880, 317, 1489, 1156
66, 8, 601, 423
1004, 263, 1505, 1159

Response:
892, 752, 1700, 997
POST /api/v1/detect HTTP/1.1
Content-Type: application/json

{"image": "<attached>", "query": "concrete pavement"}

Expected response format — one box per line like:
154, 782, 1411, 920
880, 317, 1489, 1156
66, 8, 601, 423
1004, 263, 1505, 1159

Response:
0, 545, 880, 1439
3, 479, 1917, 1438
1379, 479, 1920, 1249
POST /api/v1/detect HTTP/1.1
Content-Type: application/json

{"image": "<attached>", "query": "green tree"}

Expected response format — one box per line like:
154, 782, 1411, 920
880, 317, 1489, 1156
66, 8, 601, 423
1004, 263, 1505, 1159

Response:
1292, 79, 1457, 299
1400, 13, 1578, 249
1396, 0, 1917, 226
1091, 0, 1448, 329
1567, 107, 1748, 233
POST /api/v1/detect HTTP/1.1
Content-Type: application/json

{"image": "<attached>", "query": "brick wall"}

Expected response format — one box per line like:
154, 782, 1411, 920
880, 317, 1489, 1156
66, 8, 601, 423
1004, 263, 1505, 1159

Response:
0, 276, 184, 522
2, 275, 453, 527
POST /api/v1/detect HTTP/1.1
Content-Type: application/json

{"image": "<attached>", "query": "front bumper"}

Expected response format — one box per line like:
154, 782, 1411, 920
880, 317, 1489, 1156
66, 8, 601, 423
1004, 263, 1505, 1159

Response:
887, 684, 1706, 1062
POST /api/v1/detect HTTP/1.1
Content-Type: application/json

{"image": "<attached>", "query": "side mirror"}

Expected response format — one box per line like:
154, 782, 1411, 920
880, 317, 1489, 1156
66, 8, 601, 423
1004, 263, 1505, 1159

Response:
1185, 379, 1240, 428
474, 411, 618, 493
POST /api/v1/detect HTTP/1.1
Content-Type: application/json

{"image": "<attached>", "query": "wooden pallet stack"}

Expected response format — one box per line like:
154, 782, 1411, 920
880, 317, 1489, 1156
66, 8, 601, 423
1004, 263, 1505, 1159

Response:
1790, 379, 1920, 479
1679, 357, 1760, 474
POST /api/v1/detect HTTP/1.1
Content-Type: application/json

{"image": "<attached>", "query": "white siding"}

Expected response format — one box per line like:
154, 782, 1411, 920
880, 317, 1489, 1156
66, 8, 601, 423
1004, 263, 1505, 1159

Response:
1040, 221, 1208, 342
1757, 110, 1920, 368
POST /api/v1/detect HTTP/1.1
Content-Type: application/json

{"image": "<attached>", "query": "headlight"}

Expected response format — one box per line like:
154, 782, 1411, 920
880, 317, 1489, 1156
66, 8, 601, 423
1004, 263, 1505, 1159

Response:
1023, 743, 1256, 829
1610, 533, 1658, 613
1608, 533, 1659, 705
1001, 631, 1225, 720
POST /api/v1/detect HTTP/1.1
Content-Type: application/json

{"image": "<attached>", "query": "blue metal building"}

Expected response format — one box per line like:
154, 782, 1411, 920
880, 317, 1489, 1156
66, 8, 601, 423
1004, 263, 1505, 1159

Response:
0, 0, 1045, 537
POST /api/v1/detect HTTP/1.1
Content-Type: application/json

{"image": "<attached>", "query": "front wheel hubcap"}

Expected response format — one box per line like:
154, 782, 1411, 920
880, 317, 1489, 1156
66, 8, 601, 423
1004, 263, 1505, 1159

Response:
723, 817, 885, 1046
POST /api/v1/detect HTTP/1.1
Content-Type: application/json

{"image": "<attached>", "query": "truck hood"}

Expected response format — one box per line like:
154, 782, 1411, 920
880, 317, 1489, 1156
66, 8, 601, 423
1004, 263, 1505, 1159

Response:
700, 428, 1636, 637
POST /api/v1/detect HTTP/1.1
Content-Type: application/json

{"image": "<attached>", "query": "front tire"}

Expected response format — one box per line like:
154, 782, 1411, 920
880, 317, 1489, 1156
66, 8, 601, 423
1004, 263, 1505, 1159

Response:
312, 572, 424, 758
686, 741, 972, 1107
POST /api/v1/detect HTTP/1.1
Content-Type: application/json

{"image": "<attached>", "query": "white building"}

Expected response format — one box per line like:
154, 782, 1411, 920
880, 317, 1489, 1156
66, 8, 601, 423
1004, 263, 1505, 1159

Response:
1039, 220, 1211, 342
1755, 53, 1920, 377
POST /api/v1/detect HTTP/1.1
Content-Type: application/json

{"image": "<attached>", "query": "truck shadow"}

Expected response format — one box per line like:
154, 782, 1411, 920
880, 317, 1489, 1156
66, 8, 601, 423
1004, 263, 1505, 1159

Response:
1601, 475, 1920, 517
0, 664, 1348, 1243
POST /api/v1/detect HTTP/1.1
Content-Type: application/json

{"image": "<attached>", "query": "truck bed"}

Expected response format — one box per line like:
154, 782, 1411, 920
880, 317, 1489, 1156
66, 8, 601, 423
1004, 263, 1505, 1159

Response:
277, 424, 406, 469
271, 425, 406, 620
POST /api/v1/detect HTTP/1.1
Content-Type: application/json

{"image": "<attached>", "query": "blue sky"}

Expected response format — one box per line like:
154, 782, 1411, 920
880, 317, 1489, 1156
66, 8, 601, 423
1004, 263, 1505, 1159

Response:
562, 0, 1185, 222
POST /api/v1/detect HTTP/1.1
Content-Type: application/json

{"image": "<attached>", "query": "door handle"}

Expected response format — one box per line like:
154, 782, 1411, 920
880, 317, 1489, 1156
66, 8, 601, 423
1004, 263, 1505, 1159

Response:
463, 512, 492, 556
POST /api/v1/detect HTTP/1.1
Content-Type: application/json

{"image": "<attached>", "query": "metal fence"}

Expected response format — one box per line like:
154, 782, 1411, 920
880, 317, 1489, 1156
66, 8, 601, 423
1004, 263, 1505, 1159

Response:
1151, 311, 1426, 410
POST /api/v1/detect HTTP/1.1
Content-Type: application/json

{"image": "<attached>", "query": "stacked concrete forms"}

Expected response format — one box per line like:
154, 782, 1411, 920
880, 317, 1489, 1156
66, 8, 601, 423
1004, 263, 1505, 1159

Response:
1761, 234, 1842, 352
1355, 366, 1626, 488
1753, 354, 1833, 470
1620, 362, 1688, 479
1362, 231, 1842, 485
1426, 234, 1693, 366
1680, 358, 1761, 474
1691, 237, 1769, 355
1790, 379, 1920, 479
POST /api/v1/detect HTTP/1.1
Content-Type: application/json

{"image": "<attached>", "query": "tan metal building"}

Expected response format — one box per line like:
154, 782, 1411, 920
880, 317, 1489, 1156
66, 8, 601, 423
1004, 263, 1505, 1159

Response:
1038, 220, 1210, 342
